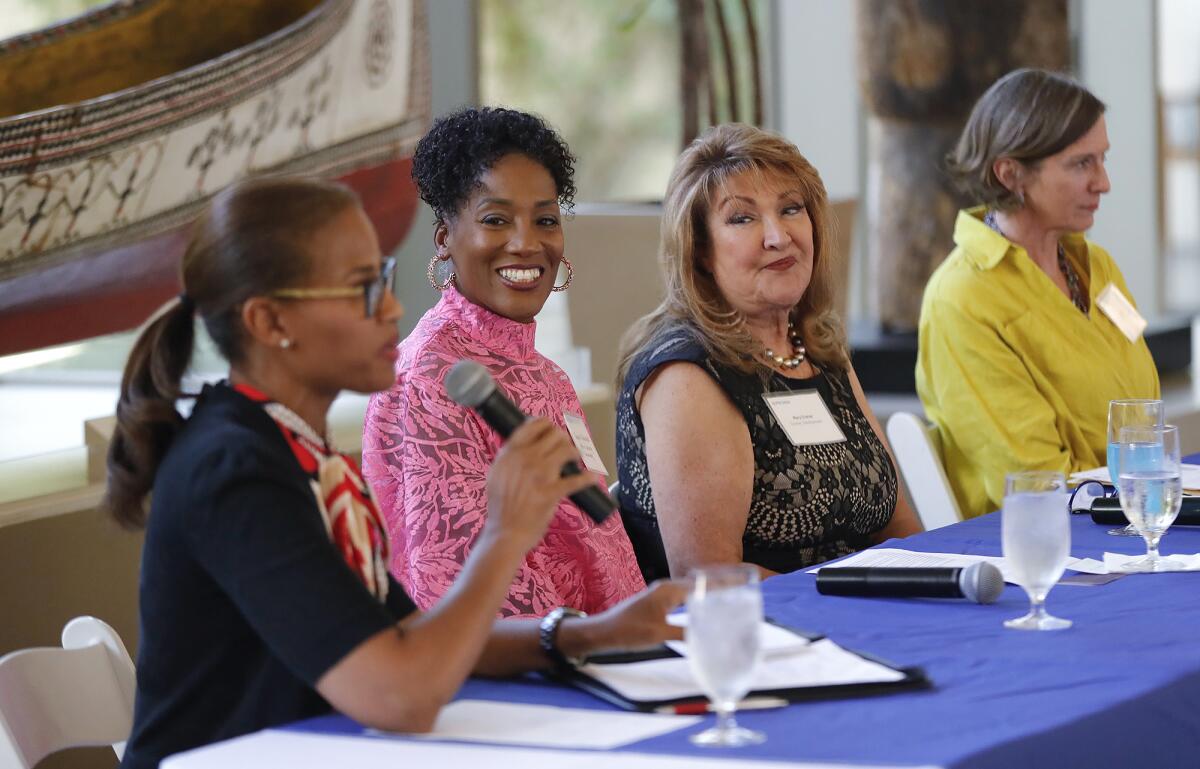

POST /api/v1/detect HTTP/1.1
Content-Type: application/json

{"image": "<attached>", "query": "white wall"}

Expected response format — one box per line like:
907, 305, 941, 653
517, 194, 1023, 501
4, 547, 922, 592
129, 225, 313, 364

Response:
1078, 0, 1161, 315
774, 0, 861, 200
773, 0, 864, 316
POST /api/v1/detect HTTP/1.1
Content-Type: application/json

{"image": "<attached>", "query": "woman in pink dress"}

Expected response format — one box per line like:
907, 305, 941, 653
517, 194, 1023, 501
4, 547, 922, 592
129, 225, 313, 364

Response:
363, 107, 646, 617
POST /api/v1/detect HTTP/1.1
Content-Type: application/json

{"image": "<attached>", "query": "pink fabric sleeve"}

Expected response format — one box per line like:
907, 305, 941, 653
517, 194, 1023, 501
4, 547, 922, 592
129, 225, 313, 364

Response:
363, 354, 646, 618
363, 363, 498, 611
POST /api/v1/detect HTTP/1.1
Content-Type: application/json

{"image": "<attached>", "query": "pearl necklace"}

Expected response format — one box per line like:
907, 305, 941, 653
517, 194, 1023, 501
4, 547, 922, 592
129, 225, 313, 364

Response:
763, 323, 807, 369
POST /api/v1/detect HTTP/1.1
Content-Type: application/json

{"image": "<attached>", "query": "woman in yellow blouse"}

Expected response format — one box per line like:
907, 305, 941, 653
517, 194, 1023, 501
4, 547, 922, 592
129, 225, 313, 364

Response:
917, 68, 1159, 519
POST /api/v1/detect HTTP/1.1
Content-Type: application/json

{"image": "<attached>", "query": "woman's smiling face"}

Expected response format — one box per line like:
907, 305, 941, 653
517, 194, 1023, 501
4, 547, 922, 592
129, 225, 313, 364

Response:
704, 168, 815, 322
436, 153, 564, 323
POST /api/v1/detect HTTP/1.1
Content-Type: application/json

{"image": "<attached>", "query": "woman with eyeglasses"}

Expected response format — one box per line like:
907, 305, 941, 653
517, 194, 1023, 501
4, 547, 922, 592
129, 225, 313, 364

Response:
917, 69, 1159, 519
106, 177, 684, 769
362, 107, 647, 617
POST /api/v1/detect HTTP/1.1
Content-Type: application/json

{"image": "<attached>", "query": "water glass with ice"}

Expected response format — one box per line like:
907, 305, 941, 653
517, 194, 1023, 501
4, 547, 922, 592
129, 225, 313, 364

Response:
1002, 471, 1071, 631
685, 564, 766, 747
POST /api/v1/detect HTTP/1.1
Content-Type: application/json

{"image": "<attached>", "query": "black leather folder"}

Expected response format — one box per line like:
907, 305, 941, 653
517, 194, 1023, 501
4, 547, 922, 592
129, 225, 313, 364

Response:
544, 622, 929, 712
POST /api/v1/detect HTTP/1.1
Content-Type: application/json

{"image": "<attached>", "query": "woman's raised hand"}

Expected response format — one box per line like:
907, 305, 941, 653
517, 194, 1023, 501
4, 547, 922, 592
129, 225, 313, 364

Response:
481, 418, 595, 555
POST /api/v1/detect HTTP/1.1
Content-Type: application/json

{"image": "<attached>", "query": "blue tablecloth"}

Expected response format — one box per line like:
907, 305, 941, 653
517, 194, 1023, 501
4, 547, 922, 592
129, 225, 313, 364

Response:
286, 509, 1200, 768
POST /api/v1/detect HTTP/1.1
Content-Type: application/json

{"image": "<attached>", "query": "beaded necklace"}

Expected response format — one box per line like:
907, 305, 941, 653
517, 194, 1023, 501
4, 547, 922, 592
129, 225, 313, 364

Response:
984, 210, 1088, 314
762, 321, 807, 369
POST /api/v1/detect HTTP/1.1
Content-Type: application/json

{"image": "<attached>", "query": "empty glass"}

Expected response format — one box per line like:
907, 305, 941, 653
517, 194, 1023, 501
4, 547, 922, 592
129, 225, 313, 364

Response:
1002, 471, 1071, 631
1106, 399, 1164, 536
685, 564, 765, 747
1117, 424, 1183, 572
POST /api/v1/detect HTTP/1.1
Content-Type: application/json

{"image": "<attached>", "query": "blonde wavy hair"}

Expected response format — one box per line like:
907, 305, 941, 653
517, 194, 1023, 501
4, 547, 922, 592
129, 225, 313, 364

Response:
617, 123, 848, 388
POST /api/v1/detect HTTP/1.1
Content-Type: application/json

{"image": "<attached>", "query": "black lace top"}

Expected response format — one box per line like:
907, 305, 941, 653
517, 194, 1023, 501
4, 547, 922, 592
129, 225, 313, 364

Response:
616, 324, 897, 579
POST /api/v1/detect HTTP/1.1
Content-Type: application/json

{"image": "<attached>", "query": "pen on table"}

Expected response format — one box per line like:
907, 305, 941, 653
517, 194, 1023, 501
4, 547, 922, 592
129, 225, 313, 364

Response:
655, 697, 790, 715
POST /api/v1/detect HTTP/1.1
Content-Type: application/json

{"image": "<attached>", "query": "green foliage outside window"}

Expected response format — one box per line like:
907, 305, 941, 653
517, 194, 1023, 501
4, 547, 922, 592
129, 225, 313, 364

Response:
479, 0, 765, 203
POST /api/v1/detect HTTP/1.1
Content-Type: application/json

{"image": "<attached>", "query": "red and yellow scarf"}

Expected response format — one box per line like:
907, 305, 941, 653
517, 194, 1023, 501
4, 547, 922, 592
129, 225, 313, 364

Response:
234, 383, 390, 601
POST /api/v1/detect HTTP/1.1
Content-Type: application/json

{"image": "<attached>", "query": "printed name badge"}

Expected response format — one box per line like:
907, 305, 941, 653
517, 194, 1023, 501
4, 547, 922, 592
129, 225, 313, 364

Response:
761, 390, 846, 446
1095, 282, 1147, 342
562, 412, 609, 477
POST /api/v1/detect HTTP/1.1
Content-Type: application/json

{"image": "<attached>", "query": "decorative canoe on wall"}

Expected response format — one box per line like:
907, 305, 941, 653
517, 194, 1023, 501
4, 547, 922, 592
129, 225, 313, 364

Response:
0, 0, 429, 356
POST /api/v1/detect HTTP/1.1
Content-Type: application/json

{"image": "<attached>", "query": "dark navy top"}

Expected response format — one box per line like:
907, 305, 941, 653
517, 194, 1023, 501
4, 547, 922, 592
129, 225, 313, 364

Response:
122, 383, 416, 769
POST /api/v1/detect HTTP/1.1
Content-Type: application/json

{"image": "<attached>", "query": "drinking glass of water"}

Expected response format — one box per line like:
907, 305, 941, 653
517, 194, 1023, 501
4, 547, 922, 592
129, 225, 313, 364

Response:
1002, 471, 1071, 631
685, 564, 765, 747
1117, 424, 1182, 572
1106, 399, 1164, 536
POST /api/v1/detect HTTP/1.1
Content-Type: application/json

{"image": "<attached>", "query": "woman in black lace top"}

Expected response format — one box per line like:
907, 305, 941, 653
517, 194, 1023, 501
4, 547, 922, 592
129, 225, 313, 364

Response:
615, 124, 922, 581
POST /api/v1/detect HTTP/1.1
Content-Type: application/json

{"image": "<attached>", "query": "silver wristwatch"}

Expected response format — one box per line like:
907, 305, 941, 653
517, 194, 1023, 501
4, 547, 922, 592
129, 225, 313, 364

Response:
538, 606, 587, 668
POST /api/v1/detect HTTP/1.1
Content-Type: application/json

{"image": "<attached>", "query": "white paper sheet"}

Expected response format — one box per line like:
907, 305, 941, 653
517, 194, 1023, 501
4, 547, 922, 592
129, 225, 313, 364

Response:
1070, 463, 1200, 492
807, 548, 1017, 583
578, 638, 904, 704
665, 615, 811, 659
1058, 558, 1111, 575
371, 700, 696, 749
1065, 552, 1200, 574
165, 729, 940, 769
809, 547, 1109, 583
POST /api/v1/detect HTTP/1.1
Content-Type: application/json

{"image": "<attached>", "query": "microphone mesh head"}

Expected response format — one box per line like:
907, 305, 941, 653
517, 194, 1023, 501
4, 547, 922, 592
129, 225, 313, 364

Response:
960, 562, 1005, 604
445, 360, 496, 408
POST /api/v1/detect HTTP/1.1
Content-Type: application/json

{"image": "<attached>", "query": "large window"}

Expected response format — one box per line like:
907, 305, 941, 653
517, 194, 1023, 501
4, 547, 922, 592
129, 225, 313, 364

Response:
1158, 0, 1200, 312
478, 0, 767, 203
1, 0, 113, 38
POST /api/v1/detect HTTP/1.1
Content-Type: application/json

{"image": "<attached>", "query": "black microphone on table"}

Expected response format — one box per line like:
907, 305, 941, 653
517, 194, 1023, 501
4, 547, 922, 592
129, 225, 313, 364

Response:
815, 563, 1005, 604
444, 359, 615, 524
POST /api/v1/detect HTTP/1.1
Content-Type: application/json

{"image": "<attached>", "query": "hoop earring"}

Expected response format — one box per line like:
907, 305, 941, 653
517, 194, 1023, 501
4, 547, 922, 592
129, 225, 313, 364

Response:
551, 257, 573, 292
427, 254, 455, 291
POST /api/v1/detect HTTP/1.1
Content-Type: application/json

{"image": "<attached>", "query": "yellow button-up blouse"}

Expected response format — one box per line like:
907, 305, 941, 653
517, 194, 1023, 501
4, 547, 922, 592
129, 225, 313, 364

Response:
916, 207, 1160, 518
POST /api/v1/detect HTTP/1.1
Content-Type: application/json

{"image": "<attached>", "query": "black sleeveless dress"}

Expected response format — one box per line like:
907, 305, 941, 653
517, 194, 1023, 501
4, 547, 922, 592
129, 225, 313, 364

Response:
616, 324, 897, 580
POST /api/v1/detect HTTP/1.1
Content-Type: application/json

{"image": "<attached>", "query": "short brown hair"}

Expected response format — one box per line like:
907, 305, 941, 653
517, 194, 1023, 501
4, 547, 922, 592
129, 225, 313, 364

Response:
617, 124, 847, 386
948, 68, 1106, 210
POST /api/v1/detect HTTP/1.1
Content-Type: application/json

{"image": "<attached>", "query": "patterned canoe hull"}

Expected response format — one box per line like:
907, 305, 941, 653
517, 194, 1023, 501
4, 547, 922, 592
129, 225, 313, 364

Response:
0, 0, 429, 356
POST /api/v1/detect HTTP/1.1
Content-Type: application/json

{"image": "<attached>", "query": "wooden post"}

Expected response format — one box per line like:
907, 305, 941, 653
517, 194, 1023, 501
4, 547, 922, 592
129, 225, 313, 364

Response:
857, 0, 1069, 331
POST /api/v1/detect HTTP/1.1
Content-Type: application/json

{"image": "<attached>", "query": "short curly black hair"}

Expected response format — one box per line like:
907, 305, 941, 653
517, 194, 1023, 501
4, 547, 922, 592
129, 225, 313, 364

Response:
411, 106, 577, 224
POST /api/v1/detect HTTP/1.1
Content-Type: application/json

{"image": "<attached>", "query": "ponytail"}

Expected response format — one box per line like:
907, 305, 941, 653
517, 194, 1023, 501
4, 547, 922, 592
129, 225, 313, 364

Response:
103, 296, 196, 528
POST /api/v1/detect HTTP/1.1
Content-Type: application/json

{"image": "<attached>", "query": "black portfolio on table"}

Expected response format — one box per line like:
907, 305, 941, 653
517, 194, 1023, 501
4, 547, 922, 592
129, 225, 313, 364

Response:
1088, 496, 1200, 526
545, 623, 930, 713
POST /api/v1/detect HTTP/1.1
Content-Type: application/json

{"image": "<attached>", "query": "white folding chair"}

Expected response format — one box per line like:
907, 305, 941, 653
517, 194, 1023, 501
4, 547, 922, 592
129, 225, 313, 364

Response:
0, 616, 136, 769
886, 412, 963, 531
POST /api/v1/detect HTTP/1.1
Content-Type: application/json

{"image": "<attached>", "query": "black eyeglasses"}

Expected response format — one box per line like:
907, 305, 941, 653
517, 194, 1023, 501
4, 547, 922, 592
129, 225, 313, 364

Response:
1068, 479, 1118, 513
271, 257, 397, 318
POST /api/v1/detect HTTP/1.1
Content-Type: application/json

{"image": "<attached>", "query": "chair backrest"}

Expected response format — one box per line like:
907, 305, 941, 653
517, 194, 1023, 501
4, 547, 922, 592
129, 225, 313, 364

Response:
0, 616, 136, 769
885, 412, 962, 531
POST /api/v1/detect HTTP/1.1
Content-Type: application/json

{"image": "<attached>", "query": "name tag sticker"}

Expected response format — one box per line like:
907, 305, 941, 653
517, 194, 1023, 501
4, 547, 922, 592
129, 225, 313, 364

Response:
562, 412, 609, 476
761, 390, 846, 446
1096, 282, 1147, 342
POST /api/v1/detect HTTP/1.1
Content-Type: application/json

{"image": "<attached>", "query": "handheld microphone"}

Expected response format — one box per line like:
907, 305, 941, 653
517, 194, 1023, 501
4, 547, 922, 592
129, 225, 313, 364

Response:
815, 562, 1004, 604
444, 359, 615, 524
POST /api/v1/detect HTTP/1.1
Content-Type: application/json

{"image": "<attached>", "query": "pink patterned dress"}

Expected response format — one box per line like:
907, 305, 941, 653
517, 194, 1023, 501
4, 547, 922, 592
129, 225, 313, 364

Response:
362, 284, 647, 617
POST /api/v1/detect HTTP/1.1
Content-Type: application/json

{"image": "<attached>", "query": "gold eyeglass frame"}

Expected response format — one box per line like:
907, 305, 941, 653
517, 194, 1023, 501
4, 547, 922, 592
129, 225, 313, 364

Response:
271, 257, 397, 318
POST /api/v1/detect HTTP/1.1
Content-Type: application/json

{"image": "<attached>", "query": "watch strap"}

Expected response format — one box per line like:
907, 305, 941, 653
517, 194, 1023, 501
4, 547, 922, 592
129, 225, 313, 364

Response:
539, 606, 587, 668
